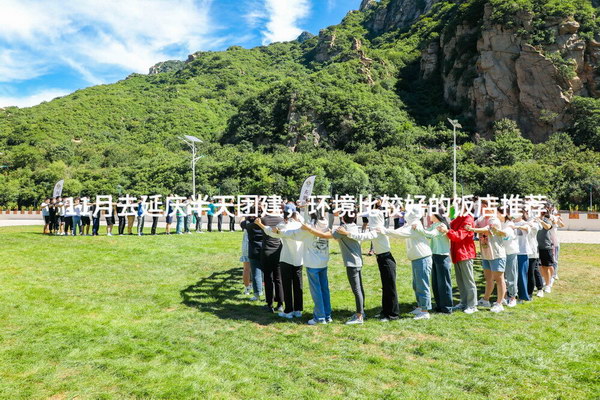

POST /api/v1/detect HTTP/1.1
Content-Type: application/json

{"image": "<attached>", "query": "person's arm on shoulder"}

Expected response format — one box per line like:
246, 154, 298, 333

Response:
301, 224, 333, 239
347, 228, 378, 241
537, 217, 552, 230
383, 225, 413, 238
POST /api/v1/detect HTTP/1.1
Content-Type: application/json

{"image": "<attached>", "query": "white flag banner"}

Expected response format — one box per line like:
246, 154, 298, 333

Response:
299, 175, 316, 206
52, 180, 64, 198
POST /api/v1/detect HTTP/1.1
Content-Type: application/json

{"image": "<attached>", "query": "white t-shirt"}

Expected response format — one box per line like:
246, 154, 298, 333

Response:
514, 220, 531, 255
475, 216, 506, 260
527, 220, 540, 258
502, 221, 519, 256
264, 220, 304, 266
282, 221, 329, 269
41, 202, 49, 216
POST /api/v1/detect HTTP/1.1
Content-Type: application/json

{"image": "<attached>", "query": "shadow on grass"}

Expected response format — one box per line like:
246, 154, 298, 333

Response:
180, 267, 291, 326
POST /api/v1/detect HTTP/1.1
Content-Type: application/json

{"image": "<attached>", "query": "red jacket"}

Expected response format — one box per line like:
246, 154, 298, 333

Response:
447, 215, 476, 263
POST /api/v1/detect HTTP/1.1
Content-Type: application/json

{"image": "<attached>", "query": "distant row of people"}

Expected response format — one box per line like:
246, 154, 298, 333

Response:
39, 196, 235, 235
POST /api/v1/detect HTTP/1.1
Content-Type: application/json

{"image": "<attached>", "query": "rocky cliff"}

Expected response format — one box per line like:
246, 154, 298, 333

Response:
427, 3, 600, 141
365, 0, 600, 141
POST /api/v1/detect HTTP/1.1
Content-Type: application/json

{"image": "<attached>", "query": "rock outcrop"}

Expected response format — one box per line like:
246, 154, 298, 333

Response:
419, 3, 600, 141
366, 0, 440, 34
148, 60, 185, 75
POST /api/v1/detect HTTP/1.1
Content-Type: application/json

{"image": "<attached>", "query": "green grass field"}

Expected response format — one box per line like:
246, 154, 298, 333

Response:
0, 226, 598, 399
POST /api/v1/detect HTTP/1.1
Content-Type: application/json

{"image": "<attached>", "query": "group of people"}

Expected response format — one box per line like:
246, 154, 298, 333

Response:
239, 198, 565, 325
39, 196, 235, 236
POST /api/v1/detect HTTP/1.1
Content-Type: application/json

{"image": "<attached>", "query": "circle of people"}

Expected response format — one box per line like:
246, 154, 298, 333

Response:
238, 198, 564, 325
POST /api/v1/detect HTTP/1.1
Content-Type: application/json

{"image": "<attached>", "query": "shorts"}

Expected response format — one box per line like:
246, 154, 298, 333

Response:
44, 216, 51, 224
482, 258, 506, 272
239, 256, 250, 263
81, 216, 91, 226
106, 216, 115, 225
166, 216, 173, 224
539, 249, 555, 267
56, 216, 64, 224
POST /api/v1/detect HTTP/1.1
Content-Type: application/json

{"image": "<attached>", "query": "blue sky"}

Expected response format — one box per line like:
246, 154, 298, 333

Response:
0, 0, 361, 108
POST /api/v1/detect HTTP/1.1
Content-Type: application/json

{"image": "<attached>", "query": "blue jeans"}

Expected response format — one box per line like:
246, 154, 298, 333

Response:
306, 267, 331, 322
176, 216, 184, 234
505, 254, 518, 298
249, 258, 263, 296
72, 216, 81, 236
431, 254, 453, 313
411, 256, 433, 310
517, 254, 531, 301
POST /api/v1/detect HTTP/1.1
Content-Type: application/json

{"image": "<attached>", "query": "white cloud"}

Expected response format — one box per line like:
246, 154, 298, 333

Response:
0, 89, 71, 108
0, 0, 216, 84
327, 0, 336, 11
260, 0, 311, 45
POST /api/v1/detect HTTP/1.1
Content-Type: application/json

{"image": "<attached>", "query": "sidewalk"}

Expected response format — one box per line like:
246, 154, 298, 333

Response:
2, 219, 600, 244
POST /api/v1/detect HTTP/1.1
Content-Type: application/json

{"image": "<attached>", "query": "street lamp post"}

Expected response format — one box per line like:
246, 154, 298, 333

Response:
447, 118, 462, 199
181, 135, 203, 198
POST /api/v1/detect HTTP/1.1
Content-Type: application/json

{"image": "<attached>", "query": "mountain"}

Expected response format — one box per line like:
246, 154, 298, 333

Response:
0, 0, 599, 209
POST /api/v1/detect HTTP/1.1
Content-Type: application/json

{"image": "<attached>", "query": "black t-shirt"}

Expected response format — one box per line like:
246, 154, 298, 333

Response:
260, 215, 283, 257
241, 218, 264, 260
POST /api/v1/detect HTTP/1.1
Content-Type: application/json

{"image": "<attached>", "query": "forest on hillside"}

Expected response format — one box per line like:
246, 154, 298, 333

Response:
0, 0, 599, 210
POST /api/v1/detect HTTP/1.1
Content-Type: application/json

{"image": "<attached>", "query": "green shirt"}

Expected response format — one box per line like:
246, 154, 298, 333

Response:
417, 222, 450, 255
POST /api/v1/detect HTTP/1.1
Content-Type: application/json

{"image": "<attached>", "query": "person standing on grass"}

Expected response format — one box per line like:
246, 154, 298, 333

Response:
228, 205, 236, 232
136, 199, 145, 236
445, 211, 478, 314
255, 211, 304, 319
279, 211, 332, 325
63, 199, 73, 236
105, 203, 116, 236
91, 202, 101, 236
241, 214, 264, 302
333, 213, 369, 325
126, 207, 135, 235
81, 198, 91, 236
421, 212, 453, 314
207, 199, 215, 232
347, 200, 400, 322
467, 205, 507, 313
239, 217, 252, 295
72, 198, 82, 236
165, 196, 174, 235
183, 197, 193, 234
57, 197, 66, 235
217, 204, 224, 233
513, 212, 531, 302
41, 198, 51, 234
536, 210, 555, 294
257, 209, 284, 313
524, 210, 544, 298
502, 211, 519, 308
378, 206, 433, 321
49, 197, 58, 234
550, 208, 565, 282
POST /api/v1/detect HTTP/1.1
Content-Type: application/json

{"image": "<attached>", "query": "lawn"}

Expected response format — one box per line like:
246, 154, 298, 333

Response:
0, 226, 598, 399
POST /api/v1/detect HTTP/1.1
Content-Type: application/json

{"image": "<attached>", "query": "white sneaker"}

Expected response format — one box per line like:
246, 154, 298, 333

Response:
490, 303, 504, 313
278, 312, 294, 319
249, 295, 261, 301
243, 285, 251, 295
554, 274, 559, 280
501, 299, 508, 306
451, 303, 465, 311
536, 290, 544, 298
410, 307, 422, 315
345, 314, 364, 325
463, 307, 479, 314
292, 311, 302, 318
477, 298, 491, 307
307, 318, 326, 325
507, 298, 517, 308
326, 317, 333, 323
544, 286, 551, 293
413, 311, 431, 320
550, 277, 555, 287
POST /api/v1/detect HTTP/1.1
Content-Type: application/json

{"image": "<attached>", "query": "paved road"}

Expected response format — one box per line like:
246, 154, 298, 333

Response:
2, 219, 600, 244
